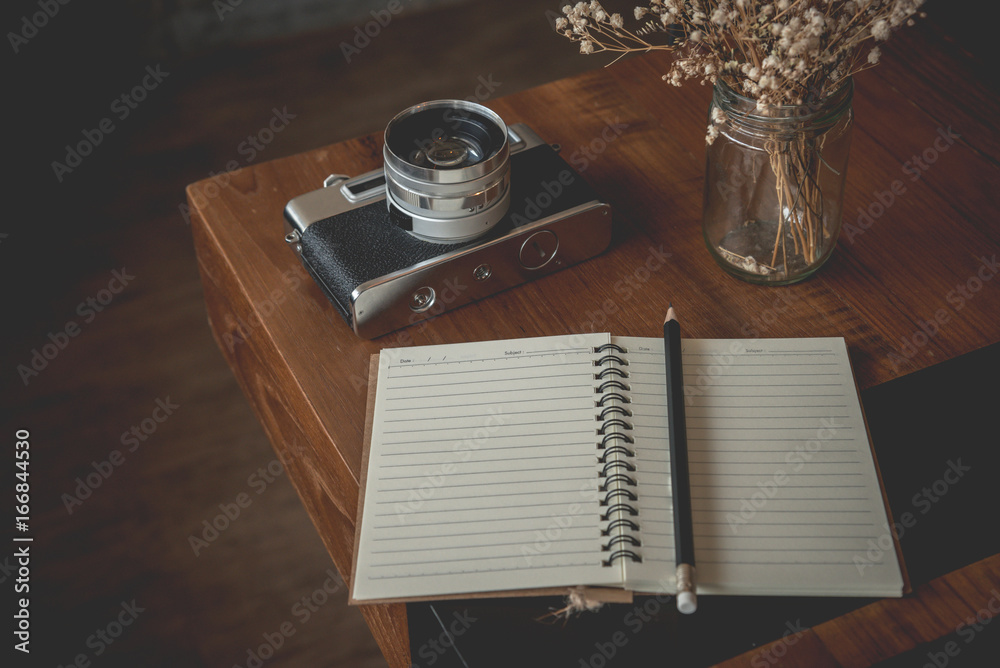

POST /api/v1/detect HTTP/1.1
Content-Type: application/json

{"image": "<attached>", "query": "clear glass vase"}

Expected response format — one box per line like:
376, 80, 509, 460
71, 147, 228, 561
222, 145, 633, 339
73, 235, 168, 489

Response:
702, 79, 854, 284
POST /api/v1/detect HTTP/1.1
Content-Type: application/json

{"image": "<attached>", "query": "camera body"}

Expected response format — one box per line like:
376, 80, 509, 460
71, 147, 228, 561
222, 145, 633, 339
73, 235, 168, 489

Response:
284, 118, 612, 339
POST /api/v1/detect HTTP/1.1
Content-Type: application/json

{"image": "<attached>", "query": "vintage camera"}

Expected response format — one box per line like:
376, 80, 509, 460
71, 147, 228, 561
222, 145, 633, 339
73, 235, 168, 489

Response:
283, 100, 612, 338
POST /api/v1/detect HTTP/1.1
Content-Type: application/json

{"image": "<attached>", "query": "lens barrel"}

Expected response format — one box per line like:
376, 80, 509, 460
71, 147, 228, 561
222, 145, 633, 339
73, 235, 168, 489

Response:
383, 100, 511, 242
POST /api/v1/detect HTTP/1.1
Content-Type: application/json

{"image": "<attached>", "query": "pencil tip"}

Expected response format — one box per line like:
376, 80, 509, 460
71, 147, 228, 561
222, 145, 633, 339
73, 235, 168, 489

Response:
665, 304, 677, 324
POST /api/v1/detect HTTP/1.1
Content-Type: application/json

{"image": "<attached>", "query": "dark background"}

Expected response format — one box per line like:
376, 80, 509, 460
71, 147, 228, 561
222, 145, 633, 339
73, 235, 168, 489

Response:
3, 1, 593, 665
1, 1, 986, 667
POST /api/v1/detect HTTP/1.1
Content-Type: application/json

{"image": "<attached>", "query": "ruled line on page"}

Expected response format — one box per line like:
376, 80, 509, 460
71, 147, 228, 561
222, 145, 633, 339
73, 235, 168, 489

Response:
610, 336, 903, 597
351, 333, 616, 601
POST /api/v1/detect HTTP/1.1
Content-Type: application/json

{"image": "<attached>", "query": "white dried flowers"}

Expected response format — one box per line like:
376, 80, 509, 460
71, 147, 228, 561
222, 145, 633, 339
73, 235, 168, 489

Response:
558, 1, 927, 123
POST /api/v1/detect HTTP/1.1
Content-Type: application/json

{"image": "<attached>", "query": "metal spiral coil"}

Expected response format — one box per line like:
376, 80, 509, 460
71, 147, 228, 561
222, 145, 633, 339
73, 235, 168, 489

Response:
594, 342, 642, 567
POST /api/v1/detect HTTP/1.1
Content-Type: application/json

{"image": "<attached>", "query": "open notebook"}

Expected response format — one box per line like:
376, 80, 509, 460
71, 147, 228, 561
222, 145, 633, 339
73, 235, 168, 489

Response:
349, 333, 906, 603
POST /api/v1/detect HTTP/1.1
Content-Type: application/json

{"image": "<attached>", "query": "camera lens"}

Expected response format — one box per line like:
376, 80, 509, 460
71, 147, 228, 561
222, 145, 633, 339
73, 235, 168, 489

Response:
384, 100, 511, 243
415, 137, 474, 168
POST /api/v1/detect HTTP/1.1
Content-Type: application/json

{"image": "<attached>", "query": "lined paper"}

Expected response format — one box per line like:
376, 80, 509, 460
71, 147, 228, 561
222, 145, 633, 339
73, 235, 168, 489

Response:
615, 337, 903, 597
351, 333, 619, 601
351, 334, 903, 602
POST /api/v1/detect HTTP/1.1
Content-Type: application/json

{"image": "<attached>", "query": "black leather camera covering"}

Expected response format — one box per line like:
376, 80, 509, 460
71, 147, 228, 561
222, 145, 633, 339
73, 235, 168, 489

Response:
298, 143, 601, 326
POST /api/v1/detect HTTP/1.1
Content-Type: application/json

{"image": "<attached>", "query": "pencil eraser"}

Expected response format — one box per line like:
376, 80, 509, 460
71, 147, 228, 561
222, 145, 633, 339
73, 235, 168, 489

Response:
677, 591, 697, 614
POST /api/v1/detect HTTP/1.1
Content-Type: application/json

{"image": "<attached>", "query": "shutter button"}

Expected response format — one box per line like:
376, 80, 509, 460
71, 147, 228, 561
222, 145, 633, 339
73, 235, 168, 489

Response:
410, 287, 435, 312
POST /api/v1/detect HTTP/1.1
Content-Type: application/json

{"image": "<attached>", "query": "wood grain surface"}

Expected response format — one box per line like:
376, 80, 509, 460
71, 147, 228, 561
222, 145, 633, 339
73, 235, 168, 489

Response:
189, 11, 999, 666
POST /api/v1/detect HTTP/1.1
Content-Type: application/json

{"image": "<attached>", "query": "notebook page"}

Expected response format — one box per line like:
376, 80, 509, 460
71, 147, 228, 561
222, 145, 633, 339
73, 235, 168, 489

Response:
351, 333, 621, 601
614, 336, 904, 597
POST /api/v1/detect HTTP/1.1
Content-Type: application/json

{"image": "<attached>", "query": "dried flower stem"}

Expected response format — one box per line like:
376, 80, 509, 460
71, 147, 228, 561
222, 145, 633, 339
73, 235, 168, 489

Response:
761, 129, 834, 275
559, 1, 925, 280
558, 1, 926, 111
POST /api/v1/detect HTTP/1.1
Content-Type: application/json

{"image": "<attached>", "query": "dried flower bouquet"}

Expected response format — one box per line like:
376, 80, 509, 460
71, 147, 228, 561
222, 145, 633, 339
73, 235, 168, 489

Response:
557, 1, 926, 282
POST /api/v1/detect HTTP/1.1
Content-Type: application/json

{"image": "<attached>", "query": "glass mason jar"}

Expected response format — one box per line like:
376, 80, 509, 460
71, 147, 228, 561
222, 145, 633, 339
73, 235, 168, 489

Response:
702, 78, 854, 284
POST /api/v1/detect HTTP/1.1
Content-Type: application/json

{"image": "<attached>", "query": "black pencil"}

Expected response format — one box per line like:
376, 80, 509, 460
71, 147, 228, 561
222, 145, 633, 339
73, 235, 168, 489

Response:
664, 304, 697, 613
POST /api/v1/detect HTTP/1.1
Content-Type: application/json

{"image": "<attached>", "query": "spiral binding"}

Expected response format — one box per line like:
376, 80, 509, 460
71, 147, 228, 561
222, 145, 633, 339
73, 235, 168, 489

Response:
593, 343, 642, 567
595, 367, 629, 380
597, 405, 632, 421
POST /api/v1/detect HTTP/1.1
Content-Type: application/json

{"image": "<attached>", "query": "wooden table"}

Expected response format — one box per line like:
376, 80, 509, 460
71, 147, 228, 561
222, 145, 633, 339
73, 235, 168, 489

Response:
188, 14, 999, 667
